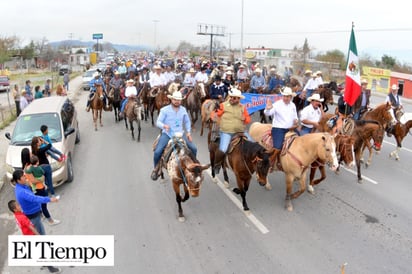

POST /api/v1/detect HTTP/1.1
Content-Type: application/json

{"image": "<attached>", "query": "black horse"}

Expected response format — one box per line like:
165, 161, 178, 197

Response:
108, 87, 122, 122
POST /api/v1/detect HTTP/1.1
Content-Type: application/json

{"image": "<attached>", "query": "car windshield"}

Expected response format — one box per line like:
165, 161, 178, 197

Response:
0, 76, 8, 81
11, 113, 62, 145
84, 70, 95, 77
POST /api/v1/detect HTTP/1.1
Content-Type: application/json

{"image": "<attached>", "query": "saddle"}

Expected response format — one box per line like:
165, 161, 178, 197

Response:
227, 133, 248, 154
280, 131, 299, 156
149, 87, 160, 97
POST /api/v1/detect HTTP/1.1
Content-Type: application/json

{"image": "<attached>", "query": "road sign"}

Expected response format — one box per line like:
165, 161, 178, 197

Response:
93, 33, 103, 39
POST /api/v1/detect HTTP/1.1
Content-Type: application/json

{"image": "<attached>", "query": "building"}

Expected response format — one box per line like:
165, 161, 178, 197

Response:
362, 66, 391, 94
390, 71, 412, 98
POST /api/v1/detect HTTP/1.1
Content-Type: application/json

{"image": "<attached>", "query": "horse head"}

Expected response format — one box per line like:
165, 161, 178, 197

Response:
335, 134, 355, 167
252, 147, 275, 186
318, 134, 339, 171
371, 124, 385, 151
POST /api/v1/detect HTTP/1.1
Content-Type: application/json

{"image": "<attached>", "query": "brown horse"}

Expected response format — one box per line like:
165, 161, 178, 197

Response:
158, 135, 210, 221
200, 99, 220, 138
139, 82, 151, 123
124, 96, 144, 142
90, 85, 104, 131
387, 119, 412, 160
183, 85, 202, 129
361, 102, 394, 130
352, 120, 385, 182
152, 89, 171, 124
208, 134, 275, 211
237, 79, 250, 92
308, 134, 355, 194
316, 86, 334, 112
108, 86, 122, 122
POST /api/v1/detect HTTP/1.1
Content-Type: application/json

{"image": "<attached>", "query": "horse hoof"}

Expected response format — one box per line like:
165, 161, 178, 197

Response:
307, 185, 315, 195
264, 183, 272, 191
358, 179, 363, 184
244, 210, 251, 216
212, 177, 217, 184
396, 157, 400, 161
223, 181, 229, 188
360, 158, 364, 163
178, 216, 185, 222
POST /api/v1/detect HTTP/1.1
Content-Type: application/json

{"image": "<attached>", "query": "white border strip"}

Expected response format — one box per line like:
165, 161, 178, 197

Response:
207, 170, 269, 234
383, 139, 412, 153
341, 166, 379, 184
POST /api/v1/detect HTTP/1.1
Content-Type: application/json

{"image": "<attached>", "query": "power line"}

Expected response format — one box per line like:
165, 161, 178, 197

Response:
229, 28, 412, 36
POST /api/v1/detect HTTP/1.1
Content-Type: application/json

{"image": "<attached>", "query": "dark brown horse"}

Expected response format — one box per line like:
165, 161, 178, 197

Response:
108, 86, 122, 122
183, 85, 202, 129
237, 79, 250, 92
361, 102, 394, 130
387, 119, 412, 160
90, 85, 104, 131
152, 88, 171, 125
158, 135, 209, 221
352, 120, 385, 183
316, 86, 334, 112
139, 82, 151, 123
209, 134, 275, 211
124, 96, 144, 142
308, 134, 355, 194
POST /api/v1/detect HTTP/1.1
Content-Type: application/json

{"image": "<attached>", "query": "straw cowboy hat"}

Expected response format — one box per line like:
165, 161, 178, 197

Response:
361, 79, 368, 85
307, 93, 324, 102
188, 68, 196, 73
226, 71, 233, 75
391, 84, 399, 90
167, 91, 184, 100
126, 79, 135, 84
21, 89, 26, 95
114, 70, 120, 75
255, 68, 262, 73
239, 64, 245, 69
228, 88, 245, 99
304, 69, 312, 74
316, 70, 322, 75
153, 65, 162, 70
280, 87, 296, 97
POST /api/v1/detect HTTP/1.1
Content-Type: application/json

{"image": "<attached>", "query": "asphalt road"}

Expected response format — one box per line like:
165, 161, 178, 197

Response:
1, 81, 412, 274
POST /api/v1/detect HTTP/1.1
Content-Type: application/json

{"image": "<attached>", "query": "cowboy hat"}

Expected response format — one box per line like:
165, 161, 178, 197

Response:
307, 93, 324, 102
316, 70, 322, 75
311, 73, 317, 77
188, 68, 196, 73
361, 79, 368, 84
304, 69, 312, 74
226, 71, 233, 75
255, 68, 262, 73
391, 84, 399, 90
228, 88, 245, 99
239, 64, 245, 69
167, 91, 184, 100
270, 67, 276, 72
126, 79, 135, 83
280, 87, 296, 97
114, 70, 120, 75
92, 72, 100, 77
153, 65, 162, 70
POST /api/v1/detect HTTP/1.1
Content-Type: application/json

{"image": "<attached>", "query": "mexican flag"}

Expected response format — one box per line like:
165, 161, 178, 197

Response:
344, 27, 361, 106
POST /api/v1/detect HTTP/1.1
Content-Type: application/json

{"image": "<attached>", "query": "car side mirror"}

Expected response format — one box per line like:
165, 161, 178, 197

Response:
5, 132, 11, 140
64, 127, 75, 138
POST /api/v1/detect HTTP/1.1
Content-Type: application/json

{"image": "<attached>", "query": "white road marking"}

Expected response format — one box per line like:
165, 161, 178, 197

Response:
341, 166, 379, 184
383, 140, 412, 153
206, 170, 270, 234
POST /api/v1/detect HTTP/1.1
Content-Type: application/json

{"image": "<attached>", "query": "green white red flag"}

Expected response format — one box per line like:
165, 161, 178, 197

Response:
344, 27, 361, 106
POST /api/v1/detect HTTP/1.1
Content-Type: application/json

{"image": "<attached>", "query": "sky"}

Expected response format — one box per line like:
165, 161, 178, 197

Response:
3, 0, 412, 64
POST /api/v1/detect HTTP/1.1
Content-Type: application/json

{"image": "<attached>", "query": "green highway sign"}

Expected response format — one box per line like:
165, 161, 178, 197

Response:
93, 33, 103, 39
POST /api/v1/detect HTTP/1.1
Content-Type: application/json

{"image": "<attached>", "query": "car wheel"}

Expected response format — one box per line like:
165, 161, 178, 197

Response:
75, 128, 80, 144
66, 155, 74, 183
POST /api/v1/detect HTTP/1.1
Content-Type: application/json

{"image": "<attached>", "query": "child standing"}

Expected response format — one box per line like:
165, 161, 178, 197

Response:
8, 199, 39, 235
40, 125, 66, 162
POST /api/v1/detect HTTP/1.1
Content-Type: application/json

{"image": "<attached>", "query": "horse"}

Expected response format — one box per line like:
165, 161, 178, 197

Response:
124, 96, 144, 142
316, 85, 334, 113
237, 79, 250, 92
151, 88, 171, 125
90, 85, 104, 131
183, 85, 202, 129
108, 87, 122, 122
351, 120, 385, 182
200, 99, 220, 139
276, 132, 339, 211
361, 102, 394, 130
387, 119, 412, 160
208, 134, 275, 211
158, 134, 210, 221
307, 134, 355, 194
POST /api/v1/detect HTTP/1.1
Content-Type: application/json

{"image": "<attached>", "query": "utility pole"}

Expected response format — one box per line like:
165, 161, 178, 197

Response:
153, 20, 159, 54
197, 23, 225, 60
240, 0, 244, 63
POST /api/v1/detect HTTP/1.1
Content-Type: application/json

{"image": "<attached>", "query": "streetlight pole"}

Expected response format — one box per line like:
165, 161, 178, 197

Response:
240, 0, 244, 64
153, 20, 159, 54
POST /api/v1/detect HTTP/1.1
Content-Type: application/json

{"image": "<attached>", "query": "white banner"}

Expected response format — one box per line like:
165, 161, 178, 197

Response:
8, 235, 114, 266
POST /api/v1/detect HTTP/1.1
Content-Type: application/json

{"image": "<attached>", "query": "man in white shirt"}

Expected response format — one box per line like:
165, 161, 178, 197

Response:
299, 93, 324, 135
315, 71, 324, 87
119, 79, 138, 118
163, 65, 175, 86
149, 65, 167, 91
180, 68, 196, 96
194, 66, 209, 97
302, 73, 319, 107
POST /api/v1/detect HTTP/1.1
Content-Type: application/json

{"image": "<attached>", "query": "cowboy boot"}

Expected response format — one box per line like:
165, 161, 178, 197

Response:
270, 148, 282, 171
214, 150, 226, 174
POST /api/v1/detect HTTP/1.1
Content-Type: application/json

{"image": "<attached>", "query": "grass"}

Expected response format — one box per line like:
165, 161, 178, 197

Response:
0, 111, 16, 130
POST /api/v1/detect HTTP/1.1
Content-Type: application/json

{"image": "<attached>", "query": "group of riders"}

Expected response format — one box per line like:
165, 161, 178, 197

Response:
85, 56, 404, 180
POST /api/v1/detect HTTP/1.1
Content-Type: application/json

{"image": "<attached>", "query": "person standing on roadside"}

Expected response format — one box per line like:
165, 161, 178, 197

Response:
34, 85, 43, 99
20, 90, 29, 112
24, 80, 34, 103
44, 79, 51, 97
63, 72, 70, 91
12, 84, 21, 116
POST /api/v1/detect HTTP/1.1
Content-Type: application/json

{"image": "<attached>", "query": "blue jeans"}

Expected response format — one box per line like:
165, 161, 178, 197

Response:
29, 213, 45, 235
41, 164, 54, 196
64, 82, 69, 91
120, 98, 128, 113
46, 146, 63, 161
219, 131, 253, 152
299, 126, 313, 136
153, 133, 197, 168
35, 188, 51, 219
271, 127, 289, 149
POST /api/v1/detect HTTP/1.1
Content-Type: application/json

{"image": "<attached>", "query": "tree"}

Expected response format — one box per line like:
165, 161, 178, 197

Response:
381, 54, 396, 69
0, 35, 19, 68
302, 38, 310, 61
176, 41, 194, 55
316, 49, 346, 70
21, 40, 36, 61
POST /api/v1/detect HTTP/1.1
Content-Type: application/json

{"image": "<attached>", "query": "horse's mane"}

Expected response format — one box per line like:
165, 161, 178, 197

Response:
240, 139, 270, 164
354, 120, 381, 127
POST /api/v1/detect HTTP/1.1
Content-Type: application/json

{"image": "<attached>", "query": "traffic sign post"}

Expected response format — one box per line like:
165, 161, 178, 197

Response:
92, 33, 103, 57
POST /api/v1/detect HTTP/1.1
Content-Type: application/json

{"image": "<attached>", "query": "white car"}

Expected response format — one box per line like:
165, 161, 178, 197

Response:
82, 69, 97, 90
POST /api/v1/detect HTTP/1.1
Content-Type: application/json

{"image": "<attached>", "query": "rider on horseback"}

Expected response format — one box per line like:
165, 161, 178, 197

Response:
211, 88, 252, 174
119, 79, 138, 119
209, 76, 227, 101
179, 68, 196, 97
385, 84, 403, 136
151, 91, 198, 181
86, 72, 108, 112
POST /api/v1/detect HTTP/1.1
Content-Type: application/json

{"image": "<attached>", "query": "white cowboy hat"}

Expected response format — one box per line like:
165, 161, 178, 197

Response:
188, 68, 196, 73
126, 79, 135, 83
153, 65, 162, 70
167, 91, 184, 100
305, 69, 312, 74
280, 87, 296, 97
270, 68, 276, 72
114, 70, 120, 75
239, 64, 245, 69
311, 73, 317, 77
226, 71, 233, 75
307, 93, 324, 102
391, 84, 399, 90
255, 68, 262, 73
228, 88, 245, 99
92, 72, 100, 77
316, 70, 322, 75
361, 79, 368, 84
